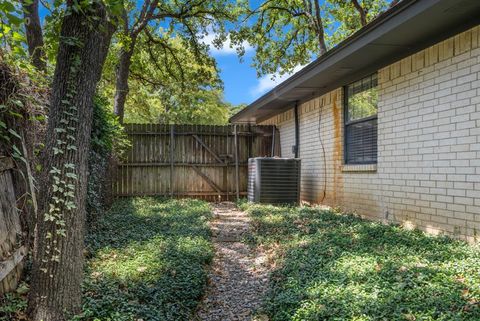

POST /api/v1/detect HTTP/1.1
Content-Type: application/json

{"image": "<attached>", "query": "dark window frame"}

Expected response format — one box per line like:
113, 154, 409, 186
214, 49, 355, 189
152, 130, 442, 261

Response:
344, 74, 378, 165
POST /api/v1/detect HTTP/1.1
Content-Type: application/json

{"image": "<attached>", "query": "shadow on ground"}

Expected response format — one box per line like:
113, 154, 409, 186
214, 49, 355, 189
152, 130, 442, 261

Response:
241, 203, 480, 321
76, 197, 214, 321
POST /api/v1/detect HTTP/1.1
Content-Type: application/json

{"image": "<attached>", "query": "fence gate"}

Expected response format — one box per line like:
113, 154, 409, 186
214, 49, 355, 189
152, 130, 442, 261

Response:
113, 124, 279, 201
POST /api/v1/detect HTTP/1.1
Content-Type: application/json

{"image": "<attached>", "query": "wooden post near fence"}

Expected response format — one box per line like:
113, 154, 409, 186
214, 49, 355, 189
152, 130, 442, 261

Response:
234, 125, 240, 200
169, 125, 175, 197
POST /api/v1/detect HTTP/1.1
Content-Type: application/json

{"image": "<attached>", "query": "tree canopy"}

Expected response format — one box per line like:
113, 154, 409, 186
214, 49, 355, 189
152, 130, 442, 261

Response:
110, 0, 243, 123
1, 0, 242, 125
232, 0, 390, 77
101, 31, 231, 124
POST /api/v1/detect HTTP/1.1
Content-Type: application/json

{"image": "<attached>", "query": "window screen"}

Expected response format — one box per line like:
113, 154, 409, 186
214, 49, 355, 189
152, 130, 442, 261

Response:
345, 74, 378, 164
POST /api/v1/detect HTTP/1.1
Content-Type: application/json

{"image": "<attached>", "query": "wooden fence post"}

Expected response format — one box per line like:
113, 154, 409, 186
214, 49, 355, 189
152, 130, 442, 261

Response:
226, 127, 230, 201
234, 125, 239, 200
271, 126, 276, 157
169, 125, 175, 197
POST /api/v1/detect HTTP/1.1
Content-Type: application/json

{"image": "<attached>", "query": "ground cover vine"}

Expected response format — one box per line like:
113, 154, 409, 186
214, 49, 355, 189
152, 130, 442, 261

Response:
240, 202, 480, 321
76, 197, 214, 321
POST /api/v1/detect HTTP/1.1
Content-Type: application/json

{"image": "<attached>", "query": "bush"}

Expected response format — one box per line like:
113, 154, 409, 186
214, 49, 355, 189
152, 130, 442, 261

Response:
87, 96, 128, 222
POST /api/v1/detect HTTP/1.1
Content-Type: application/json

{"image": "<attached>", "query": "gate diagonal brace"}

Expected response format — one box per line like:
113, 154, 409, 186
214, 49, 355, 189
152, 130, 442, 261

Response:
191, 165, 222, 194
192, 134, 225, 164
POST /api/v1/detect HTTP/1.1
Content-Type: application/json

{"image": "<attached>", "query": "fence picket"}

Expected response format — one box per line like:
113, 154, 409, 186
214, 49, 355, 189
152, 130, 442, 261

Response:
113, 124, 277, 201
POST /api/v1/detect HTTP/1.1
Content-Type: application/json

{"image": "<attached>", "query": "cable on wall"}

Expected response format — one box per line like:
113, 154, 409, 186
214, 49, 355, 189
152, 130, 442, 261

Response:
294, 101, 300, 158
317, 99, 327, 203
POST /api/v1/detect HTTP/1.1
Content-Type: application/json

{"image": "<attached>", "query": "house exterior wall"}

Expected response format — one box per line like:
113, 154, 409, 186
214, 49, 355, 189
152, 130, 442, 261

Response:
260, 25, 480, 242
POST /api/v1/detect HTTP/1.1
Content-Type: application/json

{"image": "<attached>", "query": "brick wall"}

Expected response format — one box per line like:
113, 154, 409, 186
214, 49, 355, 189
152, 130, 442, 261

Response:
260, 25, 480, 242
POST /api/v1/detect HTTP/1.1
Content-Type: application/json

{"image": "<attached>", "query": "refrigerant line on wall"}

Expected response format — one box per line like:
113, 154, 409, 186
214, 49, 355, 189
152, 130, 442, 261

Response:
294, 101, 300, 158
317, 100, 327, 203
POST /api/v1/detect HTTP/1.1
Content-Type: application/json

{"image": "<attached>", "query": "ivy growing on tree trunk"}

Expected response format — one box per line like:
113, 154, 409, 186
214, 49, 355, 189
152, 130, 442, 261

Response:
28, 1, 116, 320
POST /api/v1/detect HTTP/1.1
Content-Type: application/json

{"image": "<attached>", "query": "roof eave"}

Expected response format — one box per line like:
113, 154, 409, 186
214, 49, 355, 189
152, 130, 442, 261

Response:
231, 0, 480, 123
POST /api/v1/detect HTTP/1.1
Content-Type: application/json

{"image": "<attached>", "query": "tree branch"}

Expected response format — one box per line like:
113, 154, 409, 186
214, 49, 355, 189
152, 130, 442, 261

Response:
132, 0, 159, 36
144, 28, 185, 85
351, 0, 367, 26
312, 0, 327, 54
21, 0, 46, 71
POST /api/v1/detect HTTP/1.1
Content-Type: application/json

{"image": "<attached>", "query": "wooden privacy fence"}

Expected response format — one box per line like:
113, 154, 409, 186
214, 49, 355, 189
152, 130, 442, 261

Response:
113, 124, 279, 201
0, 157, 25, 294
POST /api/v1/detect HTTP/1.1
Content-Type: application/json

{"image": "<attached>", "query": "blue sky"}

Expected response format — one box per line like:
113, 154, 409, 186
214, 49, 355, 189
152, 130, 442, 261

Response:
214, 48, 259, 106
206, 39, 275, 106
203, 32, 305, 106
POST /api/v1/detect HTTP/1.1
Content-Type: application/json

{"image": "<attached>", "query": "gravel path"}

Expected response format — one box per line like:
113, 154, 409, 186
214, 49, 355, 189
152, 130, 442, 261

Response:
194, 202, 269, 321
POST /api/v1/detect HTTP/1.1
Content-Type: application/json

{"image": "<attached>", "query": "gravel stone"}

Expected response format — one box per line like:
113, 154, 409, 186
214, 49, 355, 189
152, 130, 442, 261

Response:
194, 202, 269, 321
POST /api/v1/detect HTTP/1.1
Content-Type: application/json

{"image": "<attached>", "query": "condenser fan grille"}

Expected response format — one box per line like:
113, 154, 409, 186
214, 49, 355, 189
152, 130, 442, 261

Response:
248, 158, 301, 204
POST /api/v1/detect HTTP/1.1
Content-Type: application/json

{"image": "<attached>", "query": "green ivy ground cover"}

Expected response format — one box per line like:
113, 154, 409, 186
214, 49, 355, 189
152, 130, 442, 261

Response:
77, 197, 214, 321
239, 202, 480, 321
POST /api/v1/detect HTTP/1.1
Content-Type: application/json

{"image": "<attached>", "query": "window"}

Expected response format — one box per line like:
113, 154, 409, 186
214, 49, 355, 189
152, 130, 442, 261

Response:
344, 73, 378, 164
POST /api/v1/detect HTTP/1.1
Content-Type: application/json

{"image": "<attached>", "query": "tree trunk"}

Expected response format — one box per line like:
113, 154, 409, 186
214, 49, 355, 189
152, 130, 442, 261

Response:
22, 0, 46, 71
28, 2, 115, 320
113, 42, 135, 123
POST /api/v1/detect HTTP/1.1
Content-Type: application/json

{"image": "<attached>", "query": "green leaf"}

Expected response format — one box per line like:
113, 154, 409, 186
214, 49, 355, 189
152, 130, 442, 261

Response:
12, 144, 22, 156
0, 1, 16, 12
64, 163, 75, 169
8, 128, 21, 139
12, 31, 25, 42
6, 13, 22, 27
8, 110, 23, 118
66, 172, 77, 180
49, 167, 61, 175
65, 201, 76, 210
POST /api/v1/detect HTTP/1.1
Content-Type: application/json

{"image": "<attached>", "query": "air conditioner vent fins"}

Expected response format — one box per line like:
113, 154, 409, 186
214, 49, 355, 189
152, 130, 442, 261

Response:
248, 157, 301, 204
